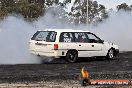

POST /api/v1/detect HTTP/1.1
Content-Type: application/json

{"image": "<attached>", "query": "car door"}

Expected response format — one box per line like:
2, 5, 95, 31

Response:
73, 32, 105, 57
59, 32, 78, 52
86, 32, 105, 56
73, 32, 93, 57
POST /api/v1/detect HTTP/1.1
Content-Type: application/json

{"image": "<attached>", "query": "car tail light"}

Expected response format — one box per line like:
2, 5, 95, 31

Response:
54, 44, 58, 50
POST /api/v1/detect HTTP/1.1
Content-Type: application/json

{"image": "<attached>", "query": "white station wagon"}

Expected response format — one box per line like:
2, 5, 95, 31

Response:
29, 29, 119, 63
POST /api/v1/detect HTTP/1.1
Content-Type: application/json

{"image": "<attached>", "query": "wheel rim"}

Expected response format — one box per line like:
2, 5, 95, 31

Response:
68, 52, 76, 62
109, 49, 114, 58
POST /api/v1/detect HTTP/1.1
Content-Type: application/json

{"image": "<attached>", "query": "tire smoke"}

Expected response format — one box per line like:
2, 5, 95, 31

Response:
0, 16, 41, 64
91, 11, 132, 51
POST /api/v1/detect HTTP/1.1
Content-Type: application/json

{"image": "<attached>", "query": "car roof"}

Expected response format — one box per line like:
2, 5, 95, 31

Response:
38, 29, 90, 32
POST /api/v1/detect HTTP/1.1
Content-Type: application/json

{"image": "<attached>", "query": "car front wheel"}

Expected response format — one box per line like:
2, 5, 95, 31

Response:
106, 49, 114, 59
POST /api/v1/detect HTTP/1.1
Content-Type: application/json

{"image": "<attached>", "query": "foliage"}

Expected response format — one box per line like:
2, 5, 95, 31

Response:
1, 0, 129, 24
68, 0, 108, 24
117, 3, 132, 11
0, 0, 45, 21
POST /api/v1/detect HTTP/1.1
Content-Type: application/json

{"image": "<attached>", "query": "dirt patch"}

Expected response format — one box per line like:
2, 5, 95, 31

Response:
0, 52, 132, 87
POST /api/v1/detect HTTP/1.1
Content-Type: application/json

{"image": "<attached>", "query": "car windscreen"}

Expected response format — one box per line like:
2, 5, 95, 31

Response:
31, 31, 57, 42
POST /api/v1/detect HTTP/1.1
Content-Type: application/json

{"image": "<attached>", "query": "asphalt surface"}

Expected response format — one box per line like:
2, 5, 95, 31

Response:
0, 51, 132, 83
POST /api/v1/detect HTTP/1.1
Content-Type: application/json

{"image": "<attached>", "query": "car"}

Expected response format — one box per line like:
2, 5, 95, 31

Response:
29, 29, 119, 63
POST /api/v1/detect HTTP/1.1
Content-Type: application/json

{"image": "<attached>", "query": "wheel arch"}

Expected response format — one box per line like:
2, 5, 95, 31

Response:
66, 49, 78, 55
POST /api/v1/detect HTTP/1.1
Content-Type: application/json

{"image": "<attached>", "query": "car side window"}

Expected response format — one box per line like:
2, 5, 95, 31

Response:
86, 33, 101, 43
59, 32, 74, 42
74, 32, 89, 43
32, 31, 57, 42
46, 32, 57, 42
34, 32, 49, 41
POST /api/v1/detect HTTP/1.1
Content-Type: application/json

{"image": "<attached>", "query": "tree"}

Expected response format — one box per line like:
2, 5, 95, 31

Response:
0, 0, 15, 13
117, 3, 131, 11
0, 0, 46, 21
0, 8, 8, 20
0, 0, 108, 24
67, 0, 108, 24
0, 0, 14, 19
14, 0, 45, 21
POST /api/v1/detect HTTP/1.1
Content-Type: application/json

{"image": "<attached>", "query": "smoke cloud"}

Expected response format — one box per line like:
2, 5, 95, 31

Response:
0, 16, 41, 64
0, 7, 132, 64
91, 11, 132, 51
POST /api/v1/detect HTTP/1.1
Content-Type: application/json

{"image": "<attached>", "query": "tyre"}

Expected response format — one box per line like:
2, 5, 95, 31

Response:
106, 49, 114, 59
66, 50, 78, 63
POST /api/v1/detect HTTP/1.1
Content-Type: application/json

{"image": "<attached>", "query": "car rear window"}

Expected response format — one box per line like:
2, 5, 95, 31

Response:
31, 31, 57, 42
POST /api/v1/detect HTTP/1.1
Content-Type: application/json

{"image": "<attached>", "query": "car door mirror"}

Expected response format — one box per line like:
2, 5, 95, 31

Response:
100, 40, 104, 43
98, 40, 104, 43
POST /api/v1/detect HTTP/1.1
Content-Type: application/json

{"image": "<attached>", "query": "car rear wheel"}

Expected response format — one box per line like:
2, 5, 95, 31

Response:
106, 49, 114, 59
66, 50, 78, 63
